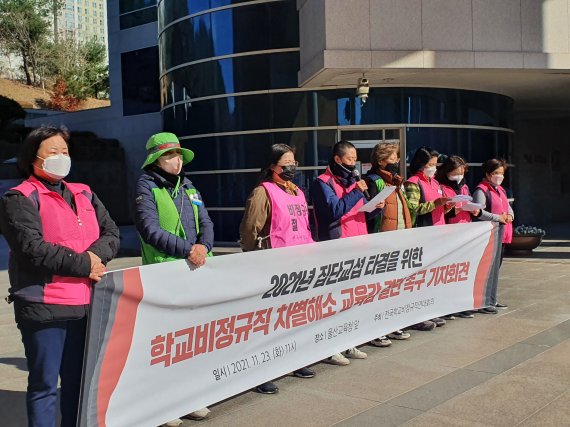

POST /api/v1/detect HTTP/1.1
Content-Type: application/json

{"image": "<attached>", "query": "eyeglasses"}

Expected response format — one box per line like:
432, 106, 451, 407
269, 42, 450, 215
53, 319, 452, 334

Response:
277, 161, 299, 167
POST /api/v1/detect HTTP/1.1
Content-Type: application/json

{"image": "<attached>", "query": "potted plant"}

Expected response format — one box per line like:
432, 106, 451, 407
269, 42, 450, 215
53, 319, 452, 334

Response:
508, 225, 546, 254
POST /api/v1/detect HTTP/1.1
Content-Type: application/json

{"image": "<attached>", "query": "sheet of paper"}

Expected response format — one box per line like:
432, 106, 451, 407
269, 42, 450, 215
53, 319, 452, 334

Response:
450, 194, 473, 203
460, 202, 484, 212
358, 185, 397, 213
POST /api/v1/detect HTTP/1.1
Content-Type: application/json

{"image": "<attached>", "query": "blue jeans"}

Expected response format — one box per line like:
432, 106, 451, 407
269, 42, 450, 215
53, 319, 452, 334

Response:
20, 318, 87, 427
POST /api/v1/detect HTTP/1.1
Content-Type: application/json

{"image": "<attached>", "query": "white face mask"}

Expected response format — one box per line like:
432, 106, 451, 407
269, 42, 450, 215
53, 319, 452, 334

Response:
424, 166, 437, 178
448, 174, 463, 183
491, 174, 504, 186
36, 154, 71, 180
157, 154, 183, 175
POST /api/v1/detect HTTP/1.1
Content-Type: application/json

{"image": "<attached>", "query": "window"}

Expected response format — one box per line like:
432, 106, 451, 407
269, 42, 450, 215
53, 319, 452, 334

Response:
121, 46, 160, 116
119, 0, 156, 14
120, 7, 157, 29
160, 1, 298, 70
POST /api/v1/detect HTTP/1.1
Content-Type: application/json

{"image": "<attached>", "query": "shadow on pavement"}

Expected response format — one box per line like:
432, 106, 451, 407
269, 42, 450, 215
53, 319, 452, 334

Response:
0, 357, 27, 372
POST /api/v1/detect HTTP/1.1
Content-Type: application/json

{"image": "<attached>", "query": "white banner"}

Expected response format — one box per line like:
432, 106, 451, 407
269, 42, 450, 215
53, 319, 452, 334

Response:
79, 222, 501, 427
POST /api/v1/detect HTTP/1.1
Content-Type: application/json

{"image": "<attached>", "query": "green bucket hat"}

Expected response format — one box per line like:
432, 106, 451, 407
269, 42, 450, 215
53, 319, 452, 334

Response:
141, 132, 194, 169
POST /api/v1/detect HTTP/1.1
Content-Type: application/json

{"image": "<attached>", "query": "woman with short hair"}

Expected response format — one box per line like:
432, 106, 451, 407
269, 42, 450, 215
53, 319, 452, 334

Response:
0, 126, 120, 427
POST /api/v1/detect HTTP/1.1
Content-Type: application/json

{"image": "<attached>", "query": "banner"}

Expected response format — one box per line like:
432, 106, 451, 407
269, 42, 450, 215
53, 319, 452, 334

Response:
79, 222, 501, 427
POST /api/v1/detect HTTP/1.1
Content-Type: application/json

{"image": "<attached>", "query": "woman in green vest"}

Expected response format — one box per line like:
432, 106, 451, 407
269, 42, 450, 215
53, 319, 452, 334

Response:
134, 132, 214, 426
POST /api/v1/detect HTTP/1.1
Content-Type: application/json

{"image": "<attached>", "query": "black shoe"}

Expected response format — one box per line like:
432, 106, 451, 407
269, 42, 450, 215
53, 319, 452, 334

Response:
495, 302, 508, 309
294, 367, 315, 378
256, 381, 279, 394
456, 311, 475, 318
431, 317, 446, 327
407, 321, 436, 331
478, 306, 498, 314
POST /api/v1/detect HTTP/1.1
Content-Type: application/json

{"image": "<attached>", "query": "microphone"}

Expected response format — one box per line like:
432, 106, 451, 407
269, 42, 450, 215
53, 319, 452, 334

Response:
352, 169, 370, 200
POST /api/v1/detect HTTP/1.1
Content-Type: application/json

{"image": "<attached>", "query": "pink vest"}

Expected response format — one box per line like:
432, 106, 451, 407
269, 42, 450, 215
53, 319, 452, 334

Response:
260, 182, 314, 248
441, 184, 472, 224
406, 173, 446, 226
317, 169, 367, 238
13, 176, 100, 305
477, 181, 513, 244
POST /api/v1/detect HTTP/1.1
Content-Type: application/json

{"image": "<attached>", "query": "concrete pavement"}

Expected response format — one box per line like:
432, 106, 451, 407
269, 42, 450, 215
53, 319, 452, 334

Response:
0, 226, 568, 426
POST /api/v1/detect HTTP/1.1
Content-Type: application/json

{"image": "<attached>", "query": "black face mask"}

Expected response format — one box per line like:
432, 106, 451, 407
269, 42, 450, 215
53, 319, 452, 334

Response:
278, 165, 296, 181
385, 162, 400, 175
341, 163, 356, 172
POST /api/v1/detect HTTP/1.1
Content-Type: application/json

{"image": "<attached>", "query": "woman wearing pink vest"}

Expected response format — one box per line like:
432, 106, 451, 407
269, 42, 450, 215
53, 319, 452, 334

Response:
404, 147, 450, 228
0, 126, 119, 427
310, 141, 380, 366
404, 147, 451, 330
239, 144, 316, 394
435, 155, 479, 319
436, 155, 480, 225
472, 158, 514, 313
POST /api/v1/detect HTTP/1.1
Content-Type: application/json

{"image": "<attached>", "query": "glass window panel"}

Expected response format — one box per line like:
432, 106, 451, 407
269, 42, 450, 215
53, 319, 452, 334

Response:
159, 0, 254, 28
120, 0, 156, 14
177, 130, 336, 172
121, 47, 160, 115
159, 1, 298, 71
403, 88, 458, 125
160, 52, 299, 104
120, 7, 157, 29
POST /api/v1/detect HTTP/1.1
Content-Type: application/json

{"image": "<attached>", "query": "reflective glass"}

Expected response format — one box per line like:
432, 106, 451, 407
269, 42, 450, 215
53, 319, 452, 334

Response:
159, 0, 253, 28
121, 47, 161, 116
120, 7, 157, 29
177, 130, 336, 171
160, 1, 298, 71
160, 52, 299, 104
120, 0, 155, 14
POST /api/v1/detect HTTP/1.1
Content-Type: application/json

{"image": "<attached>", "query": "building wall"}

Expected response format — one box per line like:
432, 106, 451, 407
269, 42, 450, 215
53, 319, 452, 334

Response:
298, 0, 570, 84
58, 0, 108, 46
159, 0, 515, 243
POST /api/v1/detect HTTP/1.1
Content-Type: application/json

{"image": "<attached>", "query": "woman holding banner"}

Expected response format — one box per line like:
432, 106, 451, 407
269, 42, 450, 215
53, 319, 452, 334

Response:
310, 140, 383, 365
0, 126, 120, 427
472, 158, 513, 313
363, 142, 412, 344
239, 143, 316, 394
404, 146, 451, 330
435, 155, 479, 319
134, 132, 214, 424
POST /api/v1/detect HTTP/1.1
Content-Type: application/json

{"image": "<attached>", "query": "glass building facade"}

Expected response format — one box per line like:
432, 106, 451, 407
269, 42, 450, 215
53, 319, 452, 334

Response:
158, 0, 514, 243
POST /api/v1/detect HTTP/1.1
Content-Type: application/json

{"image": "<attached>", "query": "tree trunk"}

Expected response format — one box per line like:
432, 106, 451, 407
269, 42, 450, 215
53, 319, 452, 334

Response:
21, 50, 32, 86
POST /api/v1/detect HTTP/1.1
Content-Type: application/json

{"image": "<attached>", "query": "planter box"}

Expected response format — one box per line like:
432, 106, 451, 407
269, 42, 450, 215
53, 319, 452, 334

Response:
507, 235, 543, 255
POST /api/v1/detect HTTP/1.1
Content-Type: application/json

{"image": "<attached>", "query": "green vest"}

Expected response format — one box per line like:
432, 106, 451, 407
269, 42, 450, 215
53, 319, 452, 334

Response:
140, 186, 212, 265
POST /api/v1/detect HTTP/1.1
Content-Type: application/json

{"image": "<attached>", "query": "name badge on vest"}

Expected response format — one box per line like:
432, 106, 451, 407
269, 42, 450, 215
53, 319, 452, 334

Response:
189, 193, 203, 206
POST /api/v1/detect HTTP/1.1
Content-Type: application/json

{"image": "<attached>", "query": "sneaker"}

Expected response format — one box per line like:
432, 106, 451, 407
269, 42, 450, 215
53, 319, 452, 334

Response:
370, 336, 392, 347
443, 314, 456, 320
478, 306, 498, 314
255, 381, 279, 394
431, 317, 446, 327
408, 321, 436, 331
343, 347, 367, 359
387, 330, 411, 340
495, 302, 508, 309
456, 311, 475, 318
325, 353, 350, 366
162, 420, 183, 427
293, 367, 315, 378
184, 407, 211, 421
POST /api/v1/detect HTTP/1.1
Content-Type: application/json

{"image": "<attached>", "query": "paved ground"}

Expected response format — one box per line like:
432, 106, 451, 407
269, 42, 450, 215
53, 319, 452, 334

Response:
0, 225, 568, 427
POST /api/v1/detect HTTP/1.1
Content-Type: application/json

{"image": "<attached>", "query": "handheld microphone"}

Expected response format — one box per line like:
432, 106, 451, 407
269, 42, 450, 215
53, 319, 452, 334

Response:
352, 169, 370, 200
